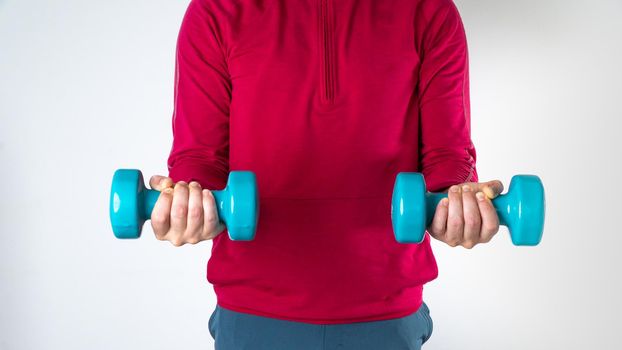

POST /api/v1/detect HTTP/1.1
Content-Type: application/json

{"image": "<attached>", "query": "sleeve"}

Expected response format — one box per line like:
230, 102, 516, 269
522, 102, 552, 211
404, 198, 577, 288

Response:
166, 0, 231, 190
416, 0, 478, 193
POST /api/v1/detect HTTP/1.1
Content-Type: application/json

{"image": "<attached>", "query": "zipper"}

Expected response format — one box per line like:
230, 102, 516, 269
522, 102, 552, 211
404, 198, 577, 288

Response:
319, 0, 335, 104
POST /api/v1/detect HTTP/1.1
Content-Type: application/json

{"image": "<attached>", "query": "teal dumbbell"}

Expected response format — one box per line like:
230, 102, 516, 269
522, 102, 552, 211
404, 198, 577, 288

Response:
109, 169, 259, 241
391, 173, 545, 245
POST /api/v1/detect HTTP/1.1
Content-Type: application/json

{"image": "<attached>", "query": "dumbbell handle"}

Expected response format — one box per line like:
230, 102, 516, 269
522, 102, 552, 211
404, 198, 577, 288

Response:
424, 192, 511, 228
140, 187, 226, 223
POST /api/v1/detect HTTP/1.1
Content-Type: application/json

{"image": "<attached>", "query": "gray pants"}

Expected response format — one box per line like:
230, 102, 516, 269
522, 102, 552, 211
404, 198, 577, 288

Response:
209, 302, 433, 350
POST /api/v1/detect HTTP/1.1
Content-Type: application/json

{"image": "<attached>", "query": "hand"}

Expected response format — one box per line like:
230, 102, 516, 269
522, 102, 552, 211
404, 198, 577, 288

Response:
428, 180, 504, 249
148, 175, 225, 247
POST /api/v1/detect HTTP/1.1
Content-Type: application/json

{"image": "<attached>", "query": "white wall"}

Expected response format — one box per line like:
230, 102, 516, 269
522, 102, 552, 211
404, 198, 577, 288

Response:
1, 0, 620, 349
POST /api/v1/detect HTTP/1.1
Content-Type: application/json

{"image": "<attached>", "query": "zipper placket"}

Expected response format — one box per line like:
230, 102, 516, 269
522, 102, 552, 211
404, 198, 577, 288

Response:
319, 0, 335, 104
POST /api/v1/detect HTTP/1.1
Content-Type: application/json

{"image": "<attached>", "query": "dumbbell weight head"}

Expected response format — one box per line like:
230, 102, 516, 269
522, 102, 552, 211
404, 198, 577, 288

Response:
497, 174, 545, 246
219, 171, 259, 241
391, 173, 429, 244
109, 169, 259, 241
110, 169, 152, 239
391, 173, 545, 246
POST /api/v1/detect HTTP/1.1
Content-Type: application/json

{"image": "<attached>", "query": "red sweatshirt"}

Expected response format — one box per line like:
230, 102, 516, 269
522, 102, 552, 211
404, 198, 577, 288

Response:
167, 0, 477, 324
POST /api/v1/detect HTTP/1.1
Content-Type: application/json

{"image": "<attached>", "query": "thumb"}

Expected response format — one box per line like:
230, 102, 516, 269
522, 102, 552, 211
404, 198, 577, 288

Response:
149, 175, 174, 191
479, 180, 504, 199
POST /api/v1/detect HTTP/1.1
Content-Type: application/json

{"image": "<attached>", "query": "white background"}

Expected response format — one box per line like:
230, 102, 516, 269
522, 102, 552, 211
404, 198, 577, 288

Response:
1, 0, 621, 349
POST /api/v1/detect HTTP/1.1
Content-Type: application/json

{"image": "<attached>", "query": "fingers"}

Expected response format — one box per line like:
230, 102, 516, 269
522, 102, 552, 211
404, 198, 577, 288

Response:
149, 175, 174, 191
151, 187, 173, 240
184, 182, 205, 245
445, 185, 464, 247
476, 191, 499, 243
149, 174, 175, 241
168, 181, 190, 246
460, 184, 481, 249
149, 177, 220, 247
431, 182, 501, 249
202, 189, 225, 240
428, 198, 449, 241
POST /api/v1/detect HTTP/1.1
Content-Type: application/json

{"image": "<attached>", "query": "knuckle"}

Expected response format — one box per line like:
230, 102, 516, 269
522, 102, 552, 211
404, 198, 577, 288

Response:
447, 216, 463, 231
447, 240, 459, 248
151, 214, 164, 226
463, 213, 480, 229
445, 235, 460, 247
483, 223, 499, 236
171, 204, 188, 219
188, 205, 203, 220
151, 209, 168, 224
205, 213, 219, 227
462, 240, 476, 249
170, 238, 184, 247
